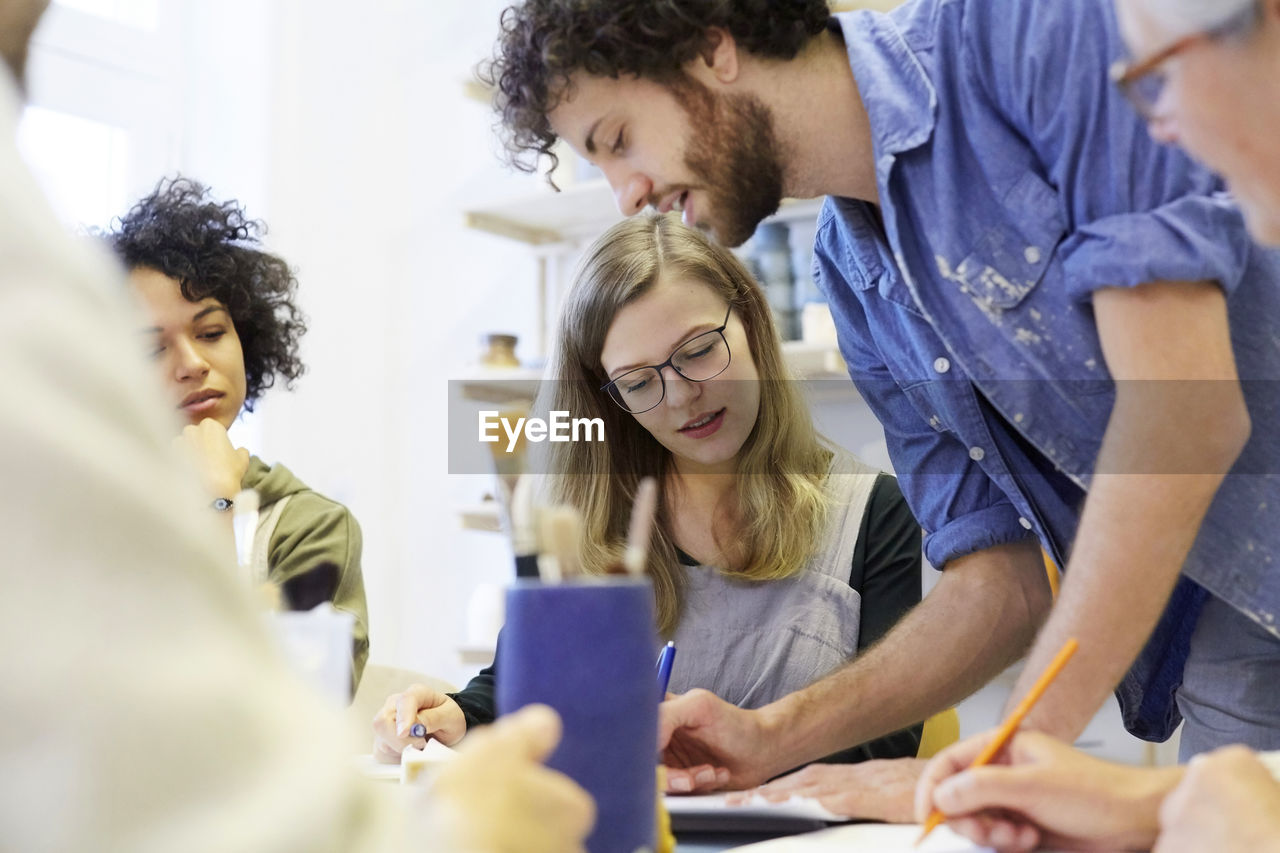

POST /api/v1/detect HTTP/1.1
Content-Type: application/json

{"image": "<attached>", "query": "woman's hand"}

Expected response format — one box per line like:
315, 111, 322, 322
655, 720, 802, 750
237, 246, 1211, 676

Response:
372, 683, 468, 763
916, 730, 1181, 852
175, 418, 249, 502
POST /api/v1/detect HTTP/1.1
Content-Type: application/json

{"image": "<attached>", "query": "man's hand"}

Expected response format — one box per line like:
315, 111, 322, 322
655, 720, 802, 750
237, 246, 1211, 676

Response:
658, 689, 772, 792
417, 704, 595, 853
1155, 746, 1280, 853
174, 418, 249, 502
916, 730, 1181, 853
660, 541, 1050, 793
742, 758, 925, 823
372, 683, 468, 763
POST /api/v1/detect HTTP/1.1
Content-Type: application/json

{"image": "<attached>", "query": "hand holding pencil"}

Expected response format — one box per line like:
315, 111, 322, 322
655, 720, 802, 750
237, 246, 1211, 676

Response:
914, 638, 1079, 847
913, 723, 1183, 853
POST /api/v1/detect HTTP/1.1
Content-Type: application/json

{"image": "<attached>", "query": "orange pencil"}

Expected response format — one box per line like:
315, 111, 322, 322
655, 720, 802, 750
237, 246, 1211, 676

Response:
916, 637, 1080, 846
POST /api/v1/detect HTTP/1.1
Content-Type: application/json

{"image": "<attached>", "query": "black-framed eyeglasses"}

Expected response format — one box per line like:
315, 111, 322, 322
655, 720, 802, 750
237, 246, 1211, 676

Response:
600, 304, 733, 414
1110, 3, 1259, 121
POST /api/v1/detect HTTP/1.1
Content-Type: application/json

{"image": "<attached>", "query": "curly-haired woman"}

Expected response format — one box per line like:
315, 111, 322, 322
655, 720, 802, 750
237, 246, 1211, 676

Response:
110, 177, 369, 685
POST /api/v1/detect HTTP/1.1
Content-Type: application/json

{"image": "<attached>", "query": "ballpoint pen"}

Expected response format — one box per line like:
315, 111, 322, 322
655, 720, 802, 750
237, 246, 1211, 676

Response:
656, 641, 677, 697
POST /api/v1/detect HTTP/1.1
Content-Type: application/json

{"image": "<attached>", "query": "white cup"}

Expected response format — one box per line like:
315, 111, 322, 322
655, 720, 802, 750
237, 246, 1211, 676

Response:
269, 603, 354, 706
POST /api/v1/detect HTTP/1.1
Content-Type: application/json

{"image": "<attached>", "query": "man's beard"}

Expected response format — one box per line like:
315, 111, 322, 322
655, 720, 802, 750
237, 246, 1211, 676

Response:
670, 77, 785, 248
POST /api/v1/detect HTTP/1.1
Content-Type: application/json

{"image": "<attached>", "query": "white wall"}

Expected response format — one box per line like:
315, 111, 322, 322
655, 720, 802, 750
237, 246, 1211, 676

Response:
244, 0, 545, 685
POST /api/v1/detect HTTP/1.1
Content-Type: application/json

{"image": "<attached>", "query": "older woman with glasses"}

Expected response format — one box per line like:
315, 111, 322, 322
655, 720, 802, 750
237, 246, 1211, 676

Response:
1113, 0, 1280, 244
913, 3, 1280, 850
374, 214, 928, 811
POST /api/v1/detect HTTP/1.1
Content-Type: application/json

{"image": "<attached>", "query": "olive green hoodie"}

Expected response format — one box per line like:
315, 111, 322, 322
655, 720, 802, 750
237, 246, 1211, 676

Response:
242, 456, 369, 687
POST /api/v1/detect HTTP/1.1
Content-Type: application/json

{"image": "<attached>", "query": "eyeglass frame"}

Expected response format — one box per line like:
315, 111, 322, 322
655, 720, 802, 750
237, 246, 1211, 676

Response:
1110, 3, 1259, 120
599, 303, 734, 415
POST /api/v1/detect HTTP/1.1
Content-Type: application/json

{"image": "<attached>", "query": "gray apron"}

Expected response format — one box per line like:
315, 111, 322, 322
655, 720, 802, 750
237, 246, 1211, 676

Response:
667, 450, 879, 708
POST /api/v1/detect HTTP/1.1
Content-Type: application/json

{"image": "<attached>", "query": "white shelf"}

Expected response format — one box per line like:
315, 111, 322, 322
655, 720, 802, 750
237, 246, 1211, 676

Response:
780, 339, 848, 379
455, 368, 542, 404
458, 503, 501, 532
457, 643, 496, 666
464, 179, 622, 245
463, 179, 826, 247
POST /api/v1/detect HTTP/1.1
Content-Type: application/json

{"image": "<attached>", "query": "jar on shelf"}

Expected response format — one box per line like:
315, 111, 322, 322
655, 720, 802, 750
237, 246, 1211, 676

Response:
751, 222, 799, 341
479, 333, 521, 369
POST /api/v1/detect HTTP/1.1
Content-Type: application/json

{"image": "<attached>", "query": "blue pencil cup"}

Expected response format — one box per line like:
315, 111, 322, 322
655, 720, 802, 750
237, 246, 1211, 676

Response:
497, 576, 659, 853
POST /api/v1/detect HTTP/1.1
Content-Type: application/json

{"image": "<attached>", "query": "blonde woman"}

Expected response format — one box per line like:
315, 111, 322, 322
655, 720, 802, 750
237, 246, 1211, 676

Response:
376, 214, 922, 772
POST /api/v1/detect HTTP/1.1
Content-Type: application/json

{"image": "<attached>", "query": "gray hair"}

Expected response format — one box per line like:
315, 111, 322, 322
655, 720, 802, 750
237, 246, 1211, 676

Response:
1141, 0, 1256, 35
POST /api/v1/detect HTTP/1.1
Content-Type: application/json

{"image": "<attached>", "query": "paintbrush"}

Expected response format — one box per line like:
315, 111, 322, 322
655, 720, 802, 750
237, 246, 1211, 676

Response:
510, 474, 541, 578
486, 406, 531, 564
623, 477, 658, 576
539, 504, 582, 583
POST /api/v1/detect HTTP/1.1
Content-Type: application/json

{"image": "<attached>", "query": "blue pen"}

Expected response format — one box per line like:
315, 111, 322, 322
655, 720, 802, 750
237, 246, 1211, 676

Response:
656, 641, 677, 697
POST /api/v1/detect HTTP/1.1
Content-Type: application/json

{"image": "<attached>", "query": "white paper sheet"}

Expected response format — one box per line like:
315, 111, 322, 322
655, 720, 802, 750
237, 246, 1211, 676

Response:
664, 791, 850, 833
665, 792, 850, 823
353, 740, 457, 782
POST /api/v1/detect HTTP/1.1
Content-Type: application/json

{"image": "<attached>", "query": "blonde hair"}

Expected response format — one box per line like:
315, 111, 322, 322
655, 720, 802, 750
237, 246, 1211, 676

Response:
542, 214, 833, 635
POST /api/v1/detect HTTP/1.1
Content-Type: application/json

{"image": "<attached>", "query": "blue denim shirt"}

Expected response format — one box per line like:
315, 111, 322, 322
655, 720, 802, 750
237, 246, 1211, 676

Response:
815, 0, 1280, 740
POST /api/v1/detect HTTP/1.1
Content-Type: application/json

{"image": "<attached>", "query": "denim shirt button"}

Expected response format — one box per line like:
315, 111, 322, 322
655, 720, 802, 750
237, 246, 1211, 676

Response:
1024, 246, 1042, 264
933, 357, 951, 374
1018, 516, 1033, 530
969, 446, 985, 461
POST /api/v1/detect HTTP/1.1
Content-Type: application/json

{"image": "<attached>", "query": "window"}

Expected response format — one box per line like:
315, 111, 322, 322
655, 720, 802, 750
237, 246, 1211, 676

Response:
18, 106, 131, 230
24, 2, 181, 229
53, 0, 159, 30
26, 2, 271, 451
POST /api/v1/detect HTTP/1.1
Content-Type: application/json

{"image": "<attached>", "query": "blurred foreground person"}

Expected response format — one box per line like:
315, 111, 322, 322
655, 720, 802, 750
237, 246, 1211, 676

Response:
0, 2, 590, 850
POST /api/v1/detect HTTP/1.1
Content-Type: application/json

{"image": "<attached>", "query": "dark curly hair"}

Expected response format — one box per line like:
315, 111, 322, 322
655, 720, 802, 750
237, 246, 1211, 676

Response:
108, 177, 307, 411
479, 0, 830, 179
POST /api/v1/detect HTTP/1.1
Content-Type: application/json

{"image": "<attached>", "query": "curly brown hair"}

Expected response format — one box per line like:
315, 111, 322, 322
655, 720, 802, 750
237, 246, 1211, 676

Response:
480, 0, 830, 178
108, 177, 307, 411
